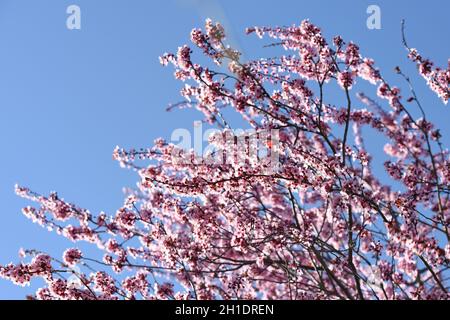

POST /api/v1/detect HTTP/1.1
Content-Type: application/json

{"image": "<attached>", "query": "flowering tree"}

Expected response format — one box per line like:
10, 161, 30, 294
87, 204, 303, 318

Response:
1, 19, 450, 300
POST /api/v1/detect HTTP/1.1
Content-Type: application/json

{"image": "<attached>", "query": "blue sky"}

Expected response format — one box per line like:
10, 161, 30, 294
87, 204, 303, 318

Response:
0, 0, 448, 299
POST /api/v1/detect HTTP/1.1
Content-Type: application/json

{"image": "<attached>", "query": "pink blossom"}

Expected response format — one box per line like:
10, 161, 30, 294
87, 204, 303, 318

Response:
337, 71, 354, 89
63, 248, 82, 267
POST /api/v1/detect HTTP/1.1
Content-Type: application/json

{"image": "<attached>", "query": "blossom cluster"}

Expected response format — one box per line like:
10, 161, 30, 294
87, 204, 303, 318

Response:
407, 48, 449, 104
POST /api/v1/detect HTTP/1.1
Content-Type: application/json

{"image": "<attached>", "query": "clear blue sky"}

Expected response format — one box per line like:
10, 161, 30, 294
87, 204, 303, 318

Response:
0, 0, 448, 299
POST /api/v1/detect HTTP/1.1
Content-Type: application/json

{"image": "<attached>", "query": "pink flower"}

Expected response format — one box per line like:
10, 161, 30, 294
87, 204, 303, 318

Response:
337, 71, 354, 89
30, 254, 52, 275
407, 48, 449, 104
63, 248, 82, 267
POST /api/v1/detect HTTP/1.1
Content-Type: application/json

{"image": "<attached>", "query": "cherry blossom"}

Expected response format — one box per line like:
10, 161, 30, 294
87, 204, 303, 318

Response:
1, 19, 449, 300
